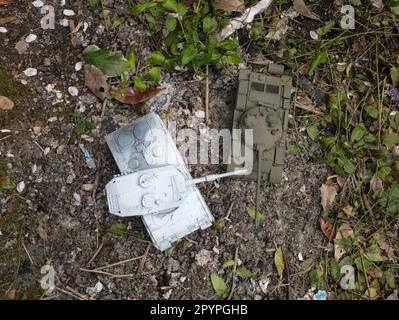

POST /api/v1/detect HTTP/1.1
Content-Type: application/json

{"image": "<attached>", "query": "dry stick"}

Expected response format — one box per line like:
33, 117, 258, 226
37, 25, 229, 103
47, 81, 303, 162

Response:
138, 243, 152, 273
87, 242, 104, 266
225, 202, 234, 220
228, 247, 239, 300
93, 255, 144, 271
56, 287, 84, 300
21, 241, 34, 265
66, 286, 87, 300
205, 65, 209, 124
79, 268, 135, 279
360, 249, 372, 300
0, 134, 11, 142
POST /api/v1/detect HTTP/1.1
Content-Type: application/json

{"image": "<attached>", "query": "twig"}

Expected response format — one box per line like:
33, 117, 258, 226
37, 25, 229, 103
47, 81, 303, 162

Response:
205, 64, 209, 124
360, 249, 372, 300
87, 242, 104, 266
283, 248, 291, 300
79, 268, 135, 279
93, 255, 144, 271
55, 287, 84, 300
139, 243, 152, 273
0, 134, 11, 142
228, 247, 239, 300
21, 241, 34, 265
66, 286, 87, 300
225, 202, 234, 220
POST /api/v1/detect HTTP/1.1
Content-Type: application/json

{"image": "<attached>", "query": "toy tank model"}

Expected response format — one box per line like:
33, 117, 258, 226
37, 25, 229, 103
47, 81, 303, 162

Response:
105, 113, 245, 251
227, 64, 292, 224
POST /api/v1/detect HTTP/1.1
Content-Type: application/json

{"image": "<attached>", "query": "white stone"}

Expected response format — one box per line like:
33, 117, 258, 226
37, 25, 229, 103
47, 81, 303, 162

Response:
32, 0, 44, 8
68, 86, 79, 96
25, 34, 37, 43
23, 68, 38, 77
60, 19, 69, 27
75, 61, 82, 71
17, 181, 25, 193
63, 9, 75, 17
0, 27, 7, 33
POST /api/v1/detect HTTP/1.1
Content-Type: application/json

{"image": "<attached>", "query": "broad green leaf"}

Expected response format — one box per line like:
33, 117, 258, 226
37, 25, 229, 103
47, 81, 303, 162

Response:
307, 51, 328, 76
365, 105, 378, 119
222, 260, 235, 268
0, 176, 16, 191
165, 15, 177, 32
203, 16, 216, 33
149, 51, 166, 66
370, 148, 387, 159
343, 161, 356, 174
212, 219, 225, 230
274, 247, 285, 279
112, 17, 125, 29
148, 67, 161, 82
218, 38, 238, 50
134, 76, 147, 91
383, 133, 399, 145
351, 125, 366, 142
390, 5, 399, 15
236, 266, 253, 279
224, 52, 241, 64
378, 166, 392, 180
82, 45, 129, 77
210, 273, 229, 298
306, 124, 319, 141
364, 245, 387, 262
246, 207, 266, 221
127, 52, 136, 69
181, 45, 197, 65
162, 0, 179, 13
107, 223, 127, 236
391, 66, 399, 87
316, 20, 335, 36
130, 4, 146, 15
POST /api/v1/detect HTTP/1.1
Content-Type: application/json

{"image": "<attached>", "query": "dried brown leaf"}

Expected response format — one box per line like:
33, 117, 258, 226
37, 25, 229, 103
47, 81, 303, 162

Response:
111, 86, 162, 105
294, 94, 323, 115
342, 204, 354, 218
320, 218, 335, 241
213, 0, 245, 12
334, 223, 354, 261
38, 224, 48, 241
378, 239, 396, 260
320, 183, 337, 213
0, 0, 15, 5
366, 267, 383, 279
370, 174, 383, 193
0, 96, 14, 110
84, 64, 110, 101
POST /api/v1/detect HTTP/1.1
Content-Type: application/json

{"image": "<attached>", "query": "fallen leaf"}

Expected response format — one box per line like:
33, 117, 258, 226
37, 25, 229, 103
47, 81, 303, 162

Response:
378, 239, 396, 260
210, 273, 229, 298
274, 247, 285, 279
366, 267, 383, 279
370, 174, 383, 193
213, 0, 245, 12
342, 204, 354, 218
320, 183, 337, 213
236, 266, 253, 279
293, 0, 320, 21
320, 218, 335, 241
111, 86, 162, 105
107, 223, 127, 236
0, 96, 14, 110
246, 207, 266, 222
84, 64, 110, 100
334, 223, 354, 261
7, 288, 16, 300
0, 16, 17, 25
38, 224, 48, 241
0, 0, 15, 5
294, 93, 323, 115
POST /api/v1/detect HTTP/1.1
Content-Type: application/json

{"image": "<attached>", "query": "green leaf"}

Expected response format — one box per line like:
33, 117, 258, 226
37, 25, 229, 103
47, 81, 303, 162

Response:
224, 52, 241, 64
82, 45, 129, 77
236, 266, 254, 279
86, 0, 101, 6
390, 5, 399, 15
365, 105, 378, 119
343, 161, 356, 174
378, 166, 392, 180
212, 219, 225, 230
210, 273, 229, 298
203, 16, 215, 33
274, 247, 285, 279
383, 133, 399, 145
365, 245, 387, 262
130, 4, 146, 15
307, 52, 328, 76
134, 76, 147, 91
351, 125, 366, 142
165, 15, 177, 32
107, 223, 127, 236
148, 67, 161, 82
176, 3, 188, 17
391, 66, 399, 87
287, 144, 301, 156
246, 207, 266, 222
111, 17, 125, 29
0, 176, 16, 191
127, 52, 136, 69
149, 51, 165, 66
306, 124, 319, 141
162, 0, 179, 13
218, 38, 238, 50
316, 20, 335, 36
222, 260, 235, 268
181, 45, 197, 65
370, 148, 387, 159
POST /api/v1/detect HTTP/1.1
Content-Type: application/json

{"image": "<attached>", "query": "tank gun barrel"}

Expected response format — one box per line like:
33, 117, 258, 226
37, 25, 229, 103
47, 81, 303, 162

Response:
189, 168, 248, 185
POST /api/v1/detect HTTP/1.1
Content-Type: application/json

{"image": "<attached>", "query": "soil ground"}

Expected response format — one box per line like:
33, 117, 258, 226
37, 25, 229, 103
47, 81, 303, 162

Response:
0, 1, 330, 300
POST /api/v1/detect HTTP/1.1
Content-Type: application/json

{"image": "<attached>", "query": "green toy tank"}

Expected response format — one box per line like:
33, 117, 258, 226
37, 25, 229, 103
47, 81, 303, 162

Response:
228, 64, 292, 224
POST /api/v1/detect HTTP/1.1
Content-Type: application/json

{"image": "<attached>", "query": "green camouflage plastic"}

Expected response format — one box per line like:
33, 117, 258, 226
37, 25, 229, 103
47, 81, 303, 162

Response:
228, 64, 292, 184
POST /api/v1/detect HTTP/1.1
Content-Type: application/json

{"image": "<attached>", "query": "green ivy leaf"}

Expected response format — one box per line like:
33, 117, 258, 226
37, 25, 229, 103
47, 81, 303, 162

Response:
134, 76, 147, 91
181, 45, 197, 65
203, 16, 215, 33
165, 15, 177, 32
210, 273, 229, 298
107, 223, 127, 236
149, 51, 166, 66
236, 266, 254, 279
307, 52, 328, 76
148, 67, 161, 82
82, 45, 129, 77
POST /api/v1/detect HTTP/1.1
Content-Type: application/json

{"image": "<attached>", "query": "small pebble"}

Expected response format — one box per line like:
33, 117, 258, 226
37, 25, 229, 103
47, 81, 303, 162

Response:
0, 27, 8, 33
25, 34, 37, 43
68, 86, 79, 97
60, 19, 69, 27
32, 0, 44, 8
63, 9, 75, 17
23, 68, 38, 77
17, 181, 26, 193
75, 62, 82, 71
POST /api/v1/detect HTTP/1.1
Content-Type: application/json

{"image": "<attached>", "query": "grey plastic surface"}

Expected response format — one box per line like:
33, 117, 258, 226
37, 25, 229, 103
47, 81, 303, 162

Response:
105, 113, 214, 251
